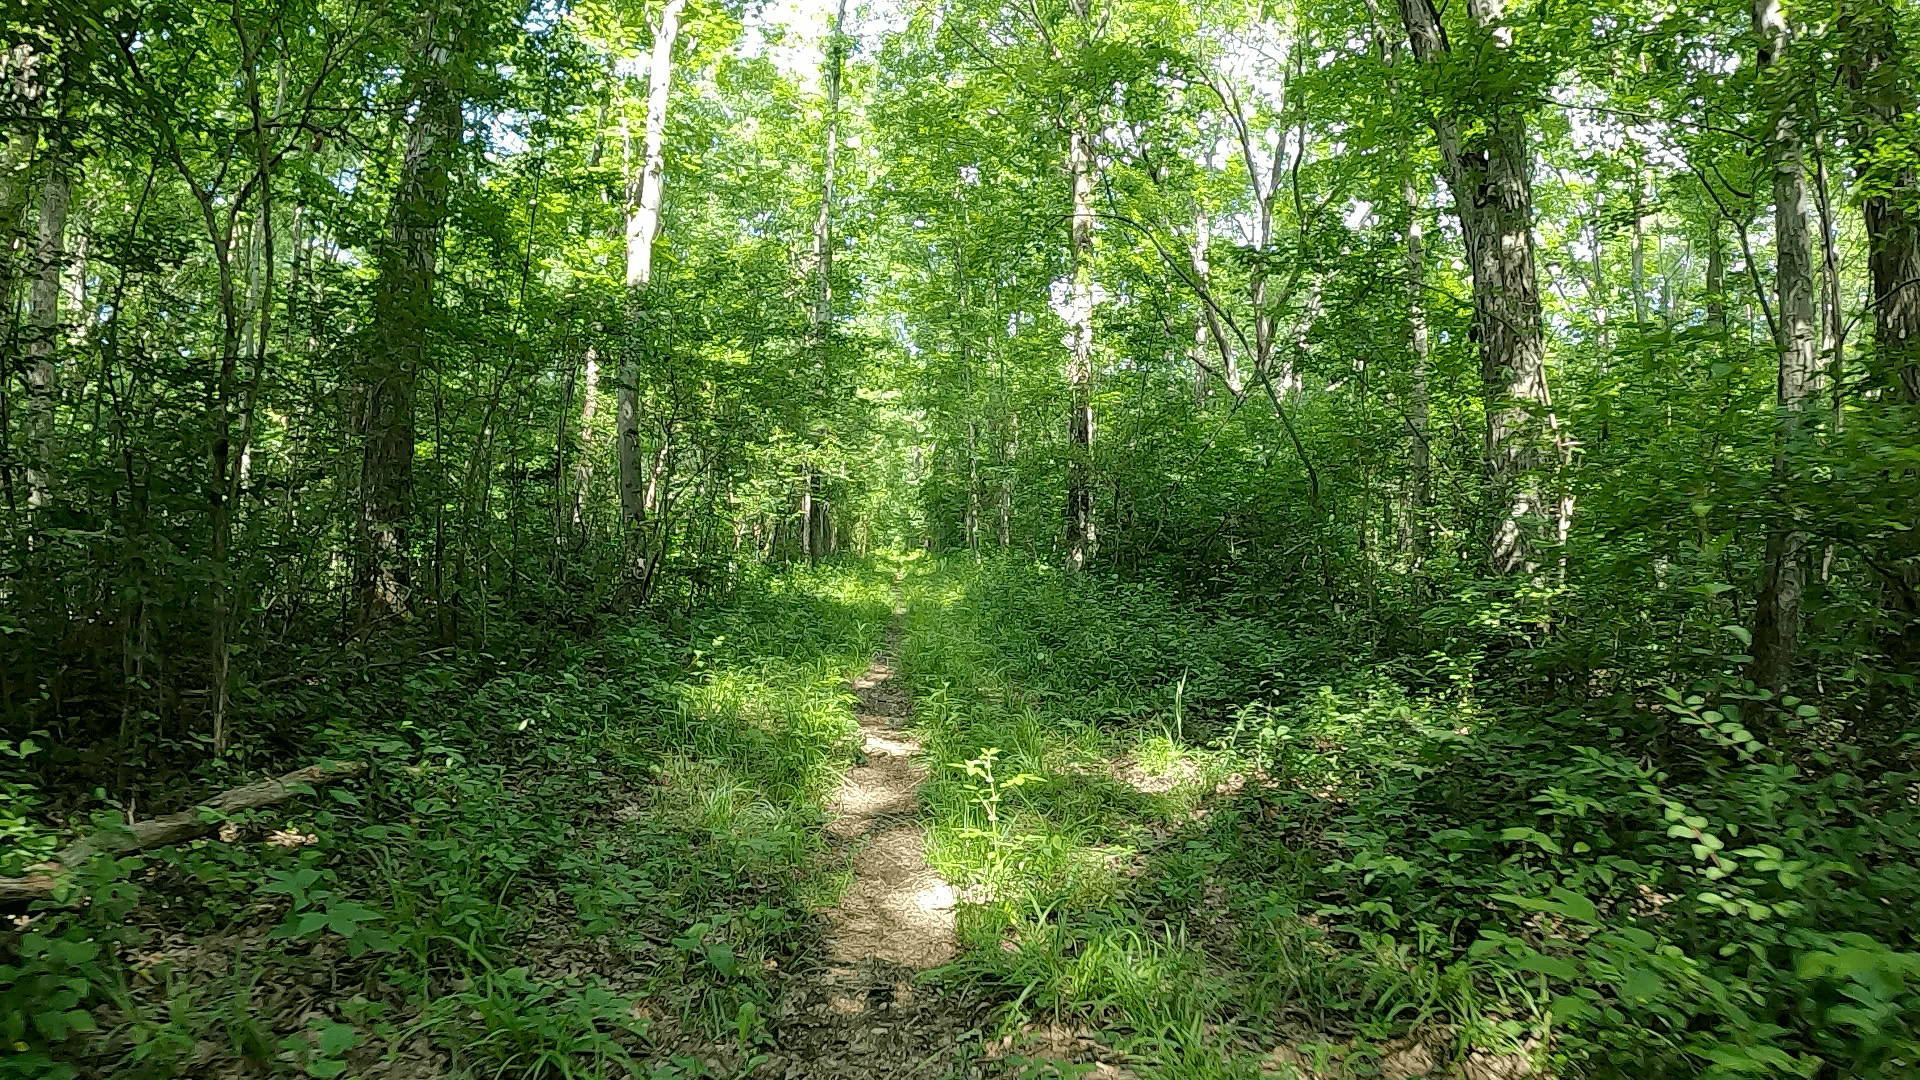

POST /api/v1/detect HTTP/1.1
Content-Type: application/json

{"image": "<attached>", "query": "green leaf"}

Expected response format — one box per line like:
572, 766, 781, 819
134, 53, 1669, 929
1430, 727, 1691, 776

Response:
1549, 993, 1595, 1021
1542, 887, 1595, 923
1498, 827, 1562, 854
1618, 967, 1664, 1001
1507, 951, 1578, 979
315, 1022, 359, 1057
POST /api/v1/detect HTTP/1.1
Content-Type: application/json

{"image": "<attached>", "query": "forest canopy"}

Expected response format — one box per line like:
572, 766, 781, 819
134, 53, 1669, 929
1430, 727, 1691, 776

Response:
2, 0, 1918, 1075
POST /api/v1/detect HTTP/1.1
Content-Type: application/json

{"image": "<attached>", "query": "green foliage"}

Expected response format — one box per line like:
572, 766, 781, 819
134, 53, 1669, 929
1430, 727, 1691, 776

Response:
0, 563, 889, 1076
902, 557, 1919, 1078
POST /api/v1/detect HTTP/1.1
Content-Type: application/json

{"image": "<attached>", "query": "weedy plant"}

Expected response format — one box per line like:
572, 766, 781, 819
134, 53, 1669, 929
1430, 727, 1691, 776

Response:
0, 562, 892, 1078
898, 555, 1920, 1080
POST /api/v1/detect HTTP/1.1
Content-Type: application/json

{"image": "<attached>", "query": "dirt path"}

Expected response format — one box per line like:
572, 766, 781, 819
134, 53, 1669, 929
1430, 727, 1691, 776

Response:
755, 585, 985, 1078
821, 652, 957, 969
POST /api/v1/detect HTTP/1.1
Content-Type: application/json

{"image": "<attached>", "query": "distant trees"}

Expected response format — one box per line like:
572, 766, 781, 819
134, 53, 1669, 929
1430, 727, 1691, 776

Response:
2, 0, 1917, 768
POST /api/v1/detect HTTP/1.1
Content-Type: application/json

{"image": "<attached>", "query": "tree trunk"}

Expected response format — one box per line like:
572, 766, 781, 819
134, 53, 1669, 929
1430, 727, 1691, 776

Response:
1842, 4, 1920, 665
0, 762, 366, 901
1704, 213, 1725, 332
0, 43, 41, 293
1591, 203, 1610, 351
1188, 200, 1238, 400
813, 0, 846, 335
966, 420, 981, 555
999, 411, 1016, 548
24, 153, 68, 513
799, 0, 847, 563
1747, 0, 1818, 692
1064, 121, 1097, 573
1842, 7, 1920, 408
1397, 0, 1554, 577
574, 344, 599, 527
358, 16, 460, 626
1362, 0, 1430, 562
1813, 139, 1846, 424
1404, 170, 1431, 562
618, 0, 684, 527
1630, 175, 1648, 325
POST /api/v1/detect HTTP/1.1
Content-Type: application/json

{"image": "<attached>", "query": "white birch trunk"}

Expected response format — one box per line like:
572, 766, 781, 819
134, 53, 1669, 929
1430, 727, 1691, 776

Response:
617, 0, 684, 526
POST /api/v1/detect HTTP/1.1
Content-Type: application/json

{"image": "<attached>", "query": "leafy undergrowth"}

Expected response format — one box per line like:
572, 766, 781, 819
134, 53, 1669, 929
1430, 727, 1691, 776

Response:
2, 563, 892, 1080
899, 555, 1920, 1080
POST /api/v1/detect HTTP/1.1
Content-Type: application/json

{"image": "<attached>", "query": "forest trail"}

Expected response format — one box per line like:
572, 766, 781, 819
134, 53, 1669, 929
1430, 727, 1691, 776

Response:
821, 588, 956, 969
753, 580, 984, 1079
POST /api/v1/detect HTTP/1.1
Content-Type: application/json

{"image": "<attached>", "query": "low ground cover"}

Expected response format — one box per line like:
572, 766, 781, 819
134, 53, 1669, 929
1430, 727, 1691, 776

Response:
900, 556, 1920, 1079
3, 564, 890, 1079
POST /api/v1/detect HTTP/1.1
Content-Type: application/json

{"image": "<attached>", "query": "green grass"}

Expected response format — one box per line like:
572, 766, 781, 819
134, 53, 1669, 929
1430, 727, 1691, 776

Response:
2, 560, 894, 1080
896, 554, 1920, 1079
10, 553, 1917, 1079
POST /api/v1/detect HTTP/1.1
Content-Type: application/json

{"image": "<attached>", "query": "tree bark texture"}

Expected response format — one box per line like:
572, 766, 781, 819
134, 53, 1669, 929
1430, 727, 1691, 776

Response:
999, 411, 1016, 548
1064, 121, 1096, 573
1748, 0, 1818, 692
0, 762, 367, 901
1397, 0, 1555, 577
1843, 4, 1920, 408
24, 152, 69, 512
1841, 3, 1920, 666
1705, 214, 1726, 332
800, 0, 848, 562
0, 42, 43, 298
358, 16, 461, 625
1404, 169, 1432, 562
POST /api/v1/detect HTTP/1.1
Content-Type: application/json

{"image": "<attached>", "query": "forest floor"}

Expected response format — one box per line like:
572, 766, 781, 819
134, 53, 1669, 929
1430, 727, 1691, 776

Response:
14, 555, 1566, 1080
747, 582, 984, 1078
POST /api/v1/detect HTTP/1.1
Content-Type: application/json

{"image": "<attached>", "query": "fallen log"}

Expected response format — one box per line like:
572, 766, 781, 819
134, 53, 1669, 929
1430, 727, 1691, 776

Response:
0, 760, 367, 903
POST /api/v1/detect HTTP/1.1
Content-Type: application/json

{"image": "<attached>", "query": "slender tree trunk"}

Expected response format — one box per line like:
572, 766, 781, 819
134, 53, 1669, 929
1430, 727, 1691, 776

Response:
813, 0, 845, 335
799, 0, 847, 564
1190, 204, 1209, 405
1591, 205, 1610, 350
644, 433, 670, 514
1704, 213, 1726, 332
358, 16, 460, 625
1748, 0, 1818, 692
966, 419, 981, 556
1404, 171, 1431, 562
554, 345, 577, 554
1842, 4, 1920, 664
24, 153, 68, 513
1362, 0, 1430, 561
798, 473, 813, 560
573, 344, 598, 528
62, 230, 86, 349
1813, 139, 1846, 415
1188, 200, 1238, 400
618, 0, 684, 526
999, 412, 1016, 548
0, 43, 41, 294
1398, 0, 1555, 576
1630, 174, 1648, 325
1064, 121, 1097, 573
